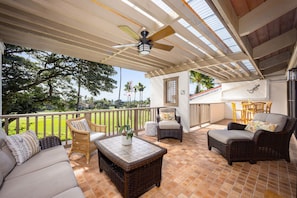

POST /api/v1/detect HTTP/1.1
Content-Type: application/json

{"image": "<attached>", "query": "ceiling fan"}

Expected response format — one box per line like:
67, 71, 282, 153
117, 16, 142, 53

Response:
113, 25, 175, 55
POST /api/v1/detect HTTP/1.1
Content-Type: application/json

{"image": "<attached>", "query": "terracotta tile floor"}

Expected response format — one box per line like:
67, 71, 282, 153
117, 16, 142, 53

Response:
69, 121, 297, 198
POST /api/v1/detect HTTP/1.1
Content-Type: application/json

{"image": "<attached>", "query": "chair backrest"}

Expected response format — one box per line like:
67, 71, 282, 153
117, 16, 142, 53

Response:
253, 113, 288, 132
66, 117, 91, 132
157, 107, 176, 121
265, 101, 272, 113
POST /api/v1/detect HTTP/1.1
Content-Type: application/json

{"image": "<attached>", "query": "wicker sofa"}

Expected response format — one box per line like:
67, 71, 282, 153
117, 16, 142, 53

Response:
208, 113, 297, 165
0, 129, 85, 198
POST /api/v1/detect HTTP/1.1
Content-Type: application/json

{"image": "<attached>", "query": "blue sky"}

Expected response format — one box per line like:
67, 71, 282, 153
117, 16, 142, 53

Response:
81, 67, 150, 101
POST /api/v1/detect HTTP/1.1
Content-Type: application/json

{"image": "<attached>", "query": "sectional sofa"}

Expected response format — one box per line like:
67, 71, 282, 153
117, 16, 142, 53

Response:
0, 129, 85, 198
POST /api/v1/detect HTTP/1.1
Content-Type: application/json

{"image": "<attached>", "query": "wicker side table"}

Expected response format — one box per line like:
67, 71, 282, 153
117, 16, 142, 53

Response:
145, 121, 158, 136
95, 136, 167, 198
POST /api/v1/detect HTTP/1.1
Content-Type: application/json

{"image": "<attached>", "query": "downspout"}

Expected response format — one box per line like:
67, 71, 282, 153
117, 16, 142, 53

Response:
0, 42, 5, 116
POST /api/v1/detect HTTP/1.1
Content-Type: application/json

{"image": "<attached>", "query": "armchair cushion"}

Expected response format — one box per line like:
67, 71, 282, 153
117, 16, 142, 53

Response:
158, 120, 181, 129
5, 130, 40, 165
253, 113, 287, 132
208, 129, 254, 144
245, 121, 278, 133
70, 118, 91, 132
90, 131, 105, 142
160, 112, 175, 121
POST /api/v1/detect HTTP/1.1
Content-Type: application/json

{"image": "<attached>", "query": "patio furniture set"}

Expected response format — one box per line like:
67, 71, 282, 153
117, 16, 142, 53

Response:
2, 108, 295, 197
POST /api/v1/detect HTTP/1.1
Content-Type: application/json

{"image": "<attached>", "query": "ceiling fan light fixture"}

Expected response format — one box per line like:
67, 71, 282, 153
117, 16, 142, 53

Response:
138, 43, 151, 55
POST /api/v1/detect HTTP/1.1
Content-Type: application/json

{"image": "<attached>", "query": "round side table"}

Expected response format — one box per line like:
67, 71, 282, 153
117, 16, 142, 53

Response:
144, 121, 158, 136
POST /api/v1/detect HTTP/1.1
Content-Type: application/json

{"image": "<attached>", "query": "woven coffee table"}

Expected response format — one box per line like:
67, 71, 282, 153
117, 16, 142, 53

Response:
95, 136, 167, 198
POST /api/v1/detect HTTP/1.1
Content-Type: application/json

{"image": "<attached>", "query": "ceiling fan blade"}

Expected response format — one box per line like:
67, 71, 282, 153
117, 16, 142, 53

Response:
112, 43, 138, 48
148, 26, 175, 42
118, 25, 139, 40
153, 42, 174, 51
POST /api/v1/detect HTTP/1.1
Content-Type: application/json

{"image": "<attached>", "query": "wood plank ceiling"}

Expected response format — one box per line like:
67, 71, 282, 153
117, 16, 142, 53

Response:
0, 0, 296, 82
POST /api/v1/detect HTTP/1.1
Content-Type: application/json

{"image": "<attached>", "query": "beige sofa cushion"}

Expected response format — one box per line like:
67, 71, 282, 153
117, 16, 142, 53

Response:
53, 187, 85, 198
0, 129, 16, 185
5, 145, 69, 180
0, 161, 78, 198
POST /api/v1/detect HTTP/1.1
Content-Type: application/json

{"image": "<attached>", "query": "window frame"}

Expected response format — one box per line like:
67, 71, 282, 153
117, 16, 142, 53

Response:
163, 76, 179, 106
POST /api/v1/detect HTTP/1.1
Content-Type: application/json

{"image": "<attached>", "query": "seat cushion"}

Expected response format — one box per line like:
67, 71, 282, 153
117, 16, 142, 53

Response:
52, 187, 85, 198
90, 132, 105, 142
5, 145, 69, 180
158, 120, 181, 129
208, 129, 254, 144
0, 161, 78, 198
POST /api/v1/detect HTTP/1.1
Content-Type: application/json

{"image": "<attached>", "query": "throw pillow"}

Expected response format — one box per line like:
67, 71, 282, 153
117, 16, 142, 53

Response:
5, 130, 40, 165
160, 112, 175, 121
245, 121, 278, 133
71, 119, 91, 132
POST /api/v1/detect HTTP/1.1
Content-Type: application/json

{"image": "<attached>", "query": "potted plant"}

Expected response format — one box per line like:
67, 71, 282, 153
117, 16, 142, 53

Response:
119, 124, 133, 145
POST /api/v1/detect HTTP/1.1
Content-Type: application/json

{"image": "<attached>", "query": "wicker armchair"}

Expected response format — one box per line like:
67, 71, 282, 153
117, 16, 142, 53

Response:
208, 113, 297, 165
66, 117, 106, 164
156, 107, 183, 142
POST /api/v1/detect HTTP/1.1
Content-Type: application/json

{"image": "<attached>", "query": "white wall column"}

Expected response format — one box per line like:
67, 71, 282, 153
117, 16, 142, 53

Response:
0, 42, 5, 115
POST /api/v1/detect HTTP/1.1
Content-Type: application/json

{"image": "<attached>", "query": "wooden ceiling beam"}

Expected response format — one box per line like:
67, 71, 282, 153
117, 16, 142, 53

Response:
210, 0, 264, 79
259, 51, 291, 70
239, 0, 297, 36
287, 42, 297, 72
253, 29, 297, 59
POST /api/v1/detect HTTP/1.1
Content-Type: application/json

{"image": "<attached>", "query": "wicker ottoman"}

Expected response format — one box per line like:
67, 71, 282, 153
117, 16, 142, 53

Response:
145, 121, 158, 136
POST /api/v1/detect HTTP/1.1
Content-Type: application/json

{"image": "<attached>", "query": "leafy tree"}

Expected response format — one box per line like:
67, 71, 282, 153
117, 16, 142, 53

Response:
190, 70, 214, 94
2, 44, 117, 116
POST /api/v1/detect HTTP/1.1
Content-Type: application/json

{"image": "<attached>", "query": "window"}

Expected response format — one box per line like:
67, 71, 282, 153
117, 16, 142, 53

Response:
163, 77, 179, 106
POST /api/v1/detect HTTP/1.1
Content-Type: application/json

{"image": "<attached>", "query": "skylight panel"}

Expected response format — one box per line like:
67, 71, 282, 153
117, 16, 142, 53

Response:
241, 60, 255, 71
186, 0, 242, 53
121, 0, 163, 27
178, 18, 218, 52
175, 33, 209, 56
152, 0, 179, 19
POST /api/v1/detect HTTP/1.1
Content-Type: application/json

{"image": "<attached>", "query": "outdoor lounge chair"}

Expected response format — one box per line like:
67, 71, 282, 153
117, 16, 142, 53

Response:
156, 107, 183, 142
66, 117, 106, 163
207, 113, 297, 165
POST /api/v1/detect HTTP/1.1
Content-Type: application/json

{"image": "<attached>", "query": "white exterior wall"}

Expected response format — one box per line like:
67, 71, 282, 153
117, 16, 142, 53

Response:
150, 71, 190, 132
224, 79, 287, 119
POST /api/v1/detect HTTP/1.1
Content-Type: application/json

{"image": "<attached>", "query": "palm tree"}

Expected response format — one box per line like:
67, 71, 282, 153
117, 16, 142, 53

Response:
124, 81, 133, 104
137, 82, 146, 103
190, 70, 214, 94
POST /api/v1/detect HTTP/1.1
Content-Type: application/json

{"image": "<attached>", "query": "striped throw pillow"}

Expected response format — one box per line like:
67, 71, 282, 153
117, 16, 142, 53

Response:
5, 130, 40, 165
71, 119, 91, 132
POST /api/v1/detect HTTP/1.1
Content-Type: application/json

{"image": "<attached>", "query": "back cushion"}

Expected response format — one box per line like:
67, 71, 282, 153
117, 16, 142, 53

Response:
253, 113, 287, 132
0, 129, 16, 181
5, 130, 41, 165
71, 119, 91, 132
159, 108, 176, 121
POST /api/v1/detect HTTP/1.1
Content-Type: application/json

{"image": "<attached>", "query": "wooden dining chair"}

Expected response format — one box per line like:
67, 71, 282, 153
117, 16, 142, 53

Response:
265, 101, 272, 113
231, 102, 242, 122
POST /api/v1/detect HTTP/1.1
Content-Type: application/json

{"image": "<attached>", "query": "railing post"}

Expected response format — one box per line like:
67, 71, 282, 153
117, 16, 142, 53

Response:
84, 112, 91, 121
134, 109, 138, 136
